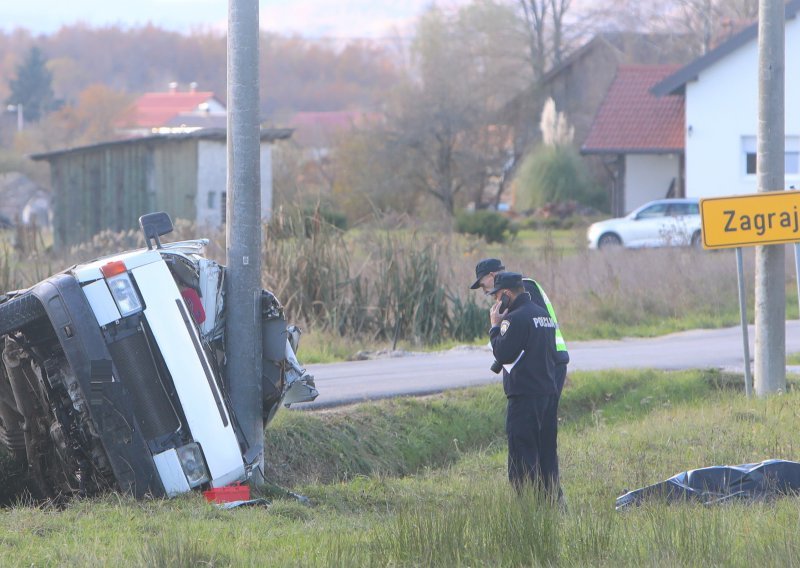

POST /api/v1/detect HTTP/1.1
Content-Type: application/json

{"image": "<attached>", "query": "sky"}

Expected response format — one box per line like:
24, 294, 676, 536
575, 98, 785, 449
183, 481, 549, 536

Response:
1, 0, 461, 39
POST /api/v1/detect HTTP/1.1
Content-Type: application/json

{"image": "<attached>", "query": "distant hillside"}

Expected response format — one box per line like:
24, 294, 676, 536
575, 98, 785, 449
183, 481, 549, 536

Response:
0, 25, 401, 119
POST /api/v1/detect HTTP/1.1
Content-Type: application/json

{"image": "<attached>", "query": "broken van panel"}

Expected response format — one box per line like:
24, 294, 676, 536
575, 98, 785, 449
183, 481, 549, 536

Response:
0, 212, 317, 499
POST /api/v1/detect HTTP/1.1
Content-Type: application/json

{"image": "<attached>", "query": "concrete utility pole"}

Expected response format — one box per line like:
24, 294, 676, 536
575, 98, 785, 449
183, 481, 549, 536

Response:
754, 0, 786, 395
226, 0, 264, 483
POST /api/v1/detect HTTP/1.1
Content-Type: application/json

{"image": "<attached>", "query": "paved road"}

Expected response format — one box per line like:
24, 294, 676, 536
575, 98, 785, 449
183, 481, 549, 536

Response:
302, 321, 800, 408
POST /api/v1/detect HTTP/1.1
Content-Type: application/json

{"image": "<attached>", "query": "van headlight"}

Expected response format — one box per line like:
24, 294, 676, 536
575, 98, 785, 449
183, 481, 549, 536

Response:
107, 273, 143, 316
176, 442, 210, 487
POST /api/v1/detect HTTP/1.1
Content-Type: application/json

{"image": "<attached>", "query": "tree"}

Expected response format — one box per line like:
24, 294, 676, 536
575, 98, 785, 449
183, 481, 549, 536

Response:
6, 46, 54, 122
332, 128, 422, 221
669, 0, 758, 53
581, 0, 759, 56
375, 8, 480, 215
517, 0, 574, 81
373, 3, 529, 216
514, 98, 603, 210
55, 84, 133, 146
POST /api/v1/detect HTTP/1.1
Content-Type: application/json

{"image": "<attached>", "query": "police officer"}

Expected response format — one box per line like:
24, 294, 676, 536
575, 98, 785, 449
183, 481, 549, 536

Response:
472, 258, 568, 499
488, 271, 559, 495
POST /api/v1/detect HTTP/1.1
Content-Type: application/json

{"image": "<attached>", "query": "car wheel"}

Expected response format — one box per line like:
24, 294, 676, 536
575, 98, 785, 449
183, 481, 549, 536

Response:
598, 233, 622, 248
691, 231, 702, 249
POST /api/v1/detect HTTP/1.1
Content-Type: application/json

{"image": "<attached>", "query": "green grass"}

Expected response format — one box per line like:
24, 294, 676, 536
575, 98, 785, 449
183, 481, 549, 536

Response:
506, 227, 584, 254
7, 369, 800, 566
292, 330, 365, 364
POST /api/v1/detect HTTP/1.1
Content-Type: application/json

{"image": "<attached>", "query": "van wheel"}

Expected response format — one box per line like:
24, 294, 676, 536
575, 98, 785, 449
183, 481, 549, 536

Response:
691, 231, 702, 249
0, 293, 46, 337
598, 233, 622, 248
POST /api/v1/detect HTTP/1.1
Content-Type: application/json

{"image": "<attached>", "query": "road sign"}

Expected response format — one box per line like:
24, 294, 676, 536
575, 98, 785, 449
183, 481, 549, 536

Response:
699, 190, 800, 249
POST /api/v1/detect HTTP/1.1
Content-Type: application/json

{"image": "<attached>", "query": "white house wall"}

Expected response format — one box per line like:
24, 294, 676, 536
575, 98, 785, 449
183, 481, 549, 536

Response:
624, 154, 680, 212
196, 139, 274, 229
685, 16, 800, 198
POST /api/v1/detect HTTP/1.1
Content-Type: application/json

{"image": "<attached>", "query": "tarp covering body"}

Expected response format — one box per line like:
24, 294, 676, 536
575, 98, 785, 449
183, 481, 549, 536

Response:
616, 459, 800, 510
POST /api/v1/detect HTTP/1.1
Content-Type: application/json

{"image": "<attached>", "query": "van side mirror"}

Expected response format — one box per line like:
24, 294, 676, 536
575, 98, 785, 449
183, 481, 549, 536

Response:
139, 212, 174, 250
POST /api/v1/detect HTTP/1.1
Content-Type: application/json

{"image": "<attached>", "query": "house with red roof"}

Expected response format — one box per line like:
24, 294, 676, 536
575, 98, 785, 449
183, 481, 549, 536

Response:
652, 0, 800, 201
584, 0, 800, 214
582, 65, 685, 216
122, 82, 227, 136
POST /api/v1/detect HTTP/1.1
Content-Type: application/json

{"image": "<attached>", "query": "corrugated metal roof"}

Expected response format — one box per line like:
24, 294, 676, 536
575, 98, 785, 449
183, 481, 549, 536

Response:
30, 128, 293, 161
582, 65, 684, 154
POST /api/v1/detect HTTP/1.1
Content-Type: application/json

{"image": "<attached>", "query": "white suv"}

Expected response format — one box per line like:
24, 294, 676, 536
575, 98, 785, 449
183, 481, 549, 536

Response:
587, 198, 702, 249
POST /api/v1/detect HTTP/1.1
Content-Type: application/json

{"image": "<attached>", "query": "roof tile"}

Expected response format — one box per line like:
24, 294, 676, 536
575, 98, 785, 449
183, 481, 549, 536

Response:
582, 65, 684, 153
130, 91, 222, 128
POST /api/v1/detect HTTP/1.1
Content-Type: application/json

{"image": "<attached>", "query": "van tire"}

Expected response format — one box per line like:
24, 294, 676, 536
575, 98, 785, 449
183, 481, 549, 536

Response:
0, 293, 46, 337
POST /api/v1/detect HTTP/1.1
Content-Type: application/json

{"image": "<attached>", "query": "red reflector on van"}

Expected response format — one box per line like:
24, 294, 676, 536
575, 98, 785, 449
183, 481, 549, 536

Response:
180, 288, 206, 324
203, 483, 250, 503
100, 261, 127, 278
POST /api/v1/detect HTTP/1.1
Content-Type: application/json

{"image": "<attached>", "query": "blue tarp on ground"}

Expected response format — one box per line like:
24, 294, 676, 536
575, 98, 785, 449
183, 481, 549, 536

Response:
615, 459, 800, 510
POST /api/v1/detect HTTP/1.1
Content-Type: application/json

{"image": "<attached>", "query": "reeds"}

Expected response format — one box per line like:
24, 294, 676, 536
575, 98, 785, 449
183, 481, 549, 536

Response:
0, 215, 783, 347
264, 209, 486, 344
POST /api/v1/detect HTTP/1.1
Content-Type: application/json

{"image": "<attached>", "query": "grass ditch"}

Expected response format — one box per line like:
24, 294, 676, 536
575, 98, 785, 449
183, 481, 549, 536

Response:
262, 368, 735, 488
4, 369, 800, 565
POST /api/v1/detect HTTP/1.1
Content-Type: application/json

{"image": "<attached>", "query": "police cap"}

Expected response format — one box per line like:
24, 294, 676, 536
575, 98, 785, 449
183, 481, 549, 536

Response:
488, 271, 523, 295
470, 258, 504, 289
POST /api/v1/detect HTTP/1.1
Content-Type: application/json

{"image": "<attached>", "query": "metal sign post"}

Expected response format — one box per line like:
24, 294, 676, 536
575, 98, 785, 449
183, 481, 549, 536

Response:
735, 247, 753, 398
796, 243, 800, 320
700, 190, 800, 397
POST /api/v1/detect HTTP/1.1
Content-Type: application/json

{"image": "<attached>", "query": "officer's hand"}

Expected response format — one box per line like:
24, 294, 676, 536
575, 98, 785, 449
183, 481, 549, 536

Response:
490, 300, 507, 327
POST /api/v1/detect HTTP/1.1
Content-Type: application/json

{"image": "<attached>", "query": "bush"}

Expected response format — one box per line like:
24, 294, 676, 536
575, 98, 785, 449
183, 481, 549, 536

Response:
514, 145, 606, 211
455, 210, 510, 243
448, 294, 487, 341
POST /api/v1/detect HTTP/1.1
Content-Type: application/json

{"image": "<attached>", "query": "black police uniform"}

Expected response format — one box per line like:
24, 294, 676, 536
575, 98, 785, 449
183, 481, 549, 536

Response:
489, 281, 558, 494
522, 277, 568, 497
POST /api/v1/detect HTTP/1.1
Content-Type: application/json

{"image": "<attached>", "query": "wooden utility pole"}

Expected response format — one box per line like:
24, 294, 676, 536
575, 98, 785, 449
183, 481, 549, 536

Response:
754, 0, 786, 395
226, 0, 264, 483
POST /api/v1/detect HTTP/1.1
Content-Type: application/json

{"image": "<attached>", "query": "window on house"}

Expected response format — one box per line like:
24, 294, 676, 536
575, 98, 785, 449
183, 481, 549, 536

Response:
207, 191, 216, 209
742, 136, 800, 175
